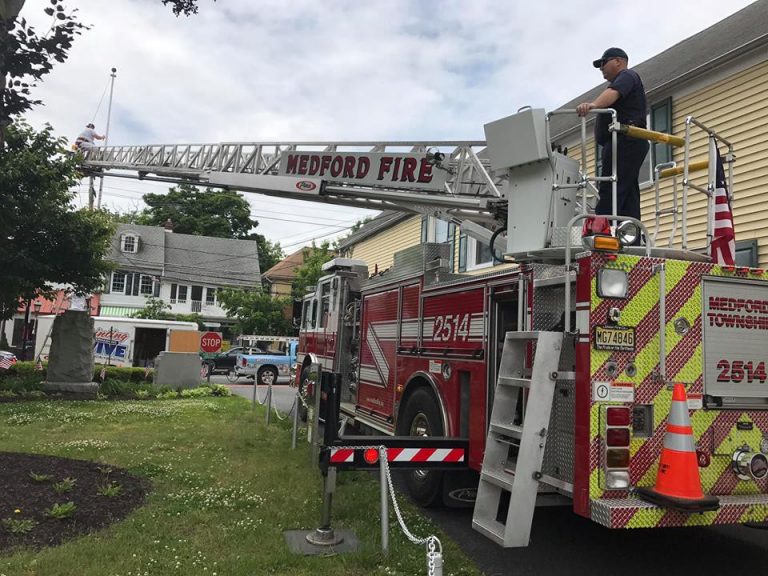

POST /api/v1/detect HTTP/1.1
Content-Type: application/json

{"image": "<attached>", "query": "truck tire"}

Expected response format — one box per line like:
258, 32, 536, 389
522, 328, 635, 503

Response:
397, 387, 445, 507
257, 366, 278, 386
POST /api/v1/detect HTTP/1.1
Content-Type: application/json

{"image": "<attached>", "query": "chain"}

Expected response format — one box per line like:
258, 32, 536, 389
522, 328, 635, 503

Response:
271, 394, 296, 421
321, 444, 442, 574
253, 383, 267, 406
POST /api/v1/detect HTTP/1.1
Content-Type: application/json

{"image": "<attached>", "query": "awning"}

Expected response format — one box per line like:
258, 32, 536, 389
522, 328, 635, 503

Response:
98, 306, 140, 318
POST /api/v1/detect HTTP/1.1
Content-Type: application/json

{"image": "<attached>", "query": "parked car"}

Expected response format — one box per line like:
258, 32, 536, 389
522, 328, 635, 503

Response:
202, 347, 265, 378
0, 350, 18, 368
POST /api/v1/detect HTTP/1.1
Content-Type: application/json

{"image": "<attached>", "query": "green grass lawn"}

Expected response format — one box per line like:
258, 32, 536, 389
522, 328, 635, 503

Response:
0, 397, 481, 575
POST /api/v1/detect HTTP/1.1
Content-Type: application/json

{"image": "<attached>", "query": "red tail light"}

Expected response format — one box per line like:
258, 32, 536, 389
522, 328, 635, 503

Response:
607, 428, 630, 447
606, 407, 630, 426
603, 405, 632, 489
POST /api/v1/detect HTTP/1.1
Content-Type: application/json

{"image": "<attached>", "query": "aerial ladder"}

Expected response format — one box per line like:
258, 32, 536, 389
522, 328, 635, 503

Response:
82, 135, 513, 254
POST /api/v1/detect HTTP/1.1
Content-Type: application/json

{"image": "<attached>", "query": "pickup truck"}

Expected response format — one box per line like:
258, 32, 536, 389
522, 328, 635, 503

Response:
235, 338, 298, 385
202, 346, 264, 378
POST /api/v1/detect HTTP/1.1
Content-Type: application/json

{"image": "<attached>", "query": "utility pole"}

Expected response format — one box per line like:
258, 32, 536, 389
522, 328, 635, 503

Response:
96, 67, 117, 210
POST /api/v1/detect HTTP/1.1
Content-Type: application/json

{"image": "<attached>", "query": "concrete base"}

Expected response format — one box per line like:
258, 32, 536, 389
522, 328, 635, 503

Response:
42, 381, 99, 399
284, 529, 359, 555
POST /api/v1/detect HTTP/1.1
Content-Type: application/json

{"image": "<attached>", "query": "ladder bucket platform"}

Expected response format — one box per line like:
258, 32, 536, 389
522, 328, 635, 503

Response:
472, 331, 563, 547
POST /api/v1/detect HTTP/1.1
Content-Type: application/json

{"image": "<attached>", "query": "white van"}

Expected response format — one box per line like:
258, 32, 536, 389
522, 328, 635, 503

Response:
35, 315, 199, 367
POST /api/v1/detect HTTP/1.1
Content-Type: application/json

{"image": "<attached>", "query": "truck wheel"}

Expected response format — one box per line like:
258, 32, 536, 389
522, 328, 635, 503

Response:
226, 369, 238, 383
397, 387, 445, 507
258, 366, 278, 386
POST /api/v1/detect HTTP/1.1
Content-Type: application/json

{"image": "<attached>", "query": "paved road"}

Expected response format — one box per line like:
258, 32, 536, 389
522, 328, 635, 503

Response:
416, 501, 768, 576
211, 375, 299, 415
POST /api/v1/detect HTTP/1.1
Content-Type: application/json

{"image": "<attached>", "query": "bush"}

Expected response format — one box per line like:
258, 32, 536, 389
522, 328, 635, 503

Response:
98, 378, 158, 399
180, 387, 210, 398
93, 366, 153, 383
0, 362, 46, 391
0, 362, 46, 394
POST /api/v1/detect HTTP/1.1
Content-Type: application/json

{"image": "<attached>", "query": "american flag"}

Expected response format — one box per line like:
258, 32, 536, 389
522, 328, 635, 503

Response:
0, 358, 12, 370
144, 365, 151, 378
34, 360, 44, 371
711, 154, 736, 266
99, 366, 106, 381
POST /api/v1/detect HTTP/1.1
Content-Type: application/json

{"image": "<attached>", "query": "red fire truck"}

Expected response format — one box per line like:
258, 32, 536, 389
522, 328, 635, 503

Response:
85, 107, 768, 547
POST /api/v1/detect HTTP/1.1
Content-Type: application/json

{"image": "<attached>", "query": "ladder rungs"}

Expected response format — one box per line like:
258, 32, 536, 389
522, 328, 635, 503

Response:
497, 375, 531, 388
504, 331, 542, 341
480, 469, 515, 491
490, 422, 523, 437
471, 519, 505, 546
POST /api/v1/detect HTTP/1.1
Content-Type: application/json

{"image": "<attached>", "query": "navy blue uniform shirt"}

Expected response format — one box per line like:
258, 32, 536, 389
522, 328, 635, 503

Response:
595, 68, 647, 145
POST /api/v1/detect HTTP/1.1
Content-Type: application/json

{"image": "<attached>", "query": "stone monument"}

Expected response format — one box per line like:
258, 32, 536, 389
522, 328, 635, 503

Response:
44, 310, 98, 398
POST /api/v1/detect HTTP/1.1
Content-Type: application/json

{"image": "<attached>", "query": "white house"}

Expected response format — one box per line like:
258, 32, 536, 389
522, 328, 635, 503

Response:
100, 223, 261, 333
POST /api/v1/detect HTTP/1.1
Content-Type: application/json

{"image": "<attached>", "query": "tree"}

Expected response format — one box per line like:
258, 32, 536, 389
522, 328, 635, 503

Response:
162, 0, 214, 16
0, 122, 115, 321
292, 241, 335, 299
349, 216, 373, 234
131, 296, 205, 329
0, 0, 87, 144
217, 289, 294, 336
0, 1, 211, 144
135, 184, 284, 273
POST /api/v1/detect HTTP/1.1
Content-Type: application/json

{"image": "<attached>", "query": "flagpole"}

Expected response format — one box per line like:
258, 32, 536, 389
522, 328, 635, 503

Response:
96, 67, 117, 210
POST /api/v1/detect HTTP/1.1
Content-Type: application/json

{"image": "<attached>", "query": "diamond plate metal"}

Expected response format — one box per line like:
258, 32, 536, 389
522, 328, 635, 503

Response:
549, 226, 583, 248
364, 243, 453, 288
590, 495, 768, 529
542, 377, 575, 489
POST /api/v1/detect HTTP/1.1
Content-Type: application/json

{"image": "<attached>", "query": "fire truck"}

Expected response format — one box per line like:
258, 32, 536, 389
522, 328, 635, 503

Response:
83, 107, 768, 547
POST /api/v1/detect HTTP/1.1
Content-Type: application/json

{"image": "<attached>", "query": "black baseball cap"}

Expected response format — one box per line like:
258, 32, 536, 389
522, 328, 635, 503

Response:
593, 47, 628, 68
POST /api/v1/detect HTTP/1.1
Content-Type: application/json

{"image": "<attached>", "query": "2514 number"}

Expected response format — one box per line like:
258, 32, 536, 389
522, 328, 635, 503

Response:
716, 360, 767, 383
432, 314, 471, 342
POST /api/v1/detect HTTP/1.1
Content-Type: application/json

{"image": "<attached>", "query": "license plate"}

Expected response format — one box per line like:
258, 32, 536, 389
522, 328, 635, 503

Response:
594, 325, 635, 351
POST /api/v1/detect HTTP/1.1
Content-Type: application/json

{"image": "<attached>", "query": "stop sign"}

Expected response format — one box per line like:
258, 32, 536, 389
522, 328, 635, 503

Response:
200, 331, 223, 353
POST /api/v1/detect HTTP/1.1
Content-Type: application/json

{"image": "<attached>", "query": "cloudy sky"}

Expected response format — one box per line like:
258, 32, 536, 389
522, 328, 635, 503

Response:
24, 0, 756, 253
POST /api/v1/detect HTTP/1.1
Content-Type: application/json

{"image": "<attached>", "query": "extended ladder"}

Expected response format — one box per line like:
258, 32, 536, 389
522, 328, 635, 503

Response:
472, 330, 563, 547
80, 140, 509, 252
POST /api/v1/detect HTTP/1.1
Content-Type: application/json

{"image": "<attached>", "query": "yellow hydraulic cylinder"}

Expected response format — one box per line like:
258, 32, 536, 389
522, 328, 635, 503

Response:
618, 124, 686, 147
658, 160, 709, 179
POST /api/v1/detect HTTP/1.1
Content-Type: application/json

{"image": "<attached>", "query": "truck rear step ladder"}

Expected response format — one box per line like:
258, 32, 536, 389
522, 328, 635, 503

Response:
472, 331, 563, 547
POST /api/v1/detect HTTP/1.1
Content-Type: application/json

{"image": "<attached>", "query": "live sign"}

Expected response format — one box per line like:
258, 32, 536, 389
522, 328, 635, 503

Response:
200, 332, 223, 353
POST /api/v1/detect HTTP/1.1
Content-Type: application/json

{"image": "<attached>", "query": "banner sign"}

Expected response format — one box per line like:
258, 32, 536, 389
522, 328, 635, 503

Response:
278, 151, 448, 191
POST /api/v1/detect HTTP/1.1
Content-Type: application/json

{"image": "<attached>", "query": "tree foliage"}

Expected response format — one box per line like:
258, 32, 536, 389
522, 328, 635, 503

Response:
0, 122, 115, 321
130, 296, 205, 329
162, 0, 214, 16
216, 289, 294, 336
133, 184, 284, 273
0, 0, 87, 143
0, 0, 210, 144
292, 241, 335, 299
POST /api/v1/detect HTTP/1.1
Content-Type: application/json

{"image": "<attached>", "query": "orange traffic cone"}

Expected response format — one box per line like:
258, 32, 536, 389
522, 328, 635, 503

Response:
635, 383, 720, 512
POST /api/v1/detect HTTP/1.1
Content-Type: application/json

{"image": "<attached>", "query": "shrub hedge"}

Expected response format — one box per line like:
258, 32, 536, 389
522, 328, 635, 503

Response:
0, 362, 229, 399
